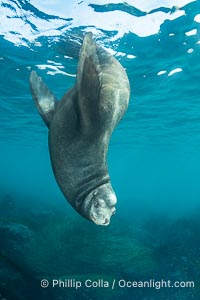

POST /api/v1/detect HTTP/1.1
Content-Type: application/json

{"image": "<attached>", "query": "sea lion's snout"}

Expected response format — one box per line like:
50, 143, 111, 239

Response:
90, 208, 112, 226
90, 204, 114, 226
83, 183, 117, 226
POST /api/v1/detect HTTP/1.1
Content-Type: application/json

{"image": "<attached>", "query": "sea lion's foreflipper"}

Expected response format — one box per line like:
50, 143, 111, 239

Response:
76, 32, 102, 131
30, 71, 57, 128
76, 32, 130, 134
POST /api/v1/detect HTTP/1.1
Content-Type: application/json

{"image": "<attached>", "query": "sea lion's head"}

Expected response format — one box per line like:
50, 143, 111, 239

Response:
80, 182, 117, 226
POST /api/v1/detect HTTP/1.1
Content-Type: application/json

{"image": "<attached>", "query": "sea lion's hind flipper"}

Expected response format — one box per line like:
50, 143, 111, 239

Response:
76, 32, 102, 131
30, 71, 57, 128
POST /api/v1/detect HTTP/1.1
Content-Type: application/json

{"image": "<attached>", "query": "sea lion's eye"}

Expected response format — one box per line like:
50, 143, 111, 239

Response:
94, 200, 100, 208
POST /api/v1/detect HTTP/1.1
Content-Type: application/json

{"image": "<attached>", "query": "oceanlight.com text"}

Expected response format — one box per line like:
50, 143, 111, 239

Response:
41, 278, 195, 290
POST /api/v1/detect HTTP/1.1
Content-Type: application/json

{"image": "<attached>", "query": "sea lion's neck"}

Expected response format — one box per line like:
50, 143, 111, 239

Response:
73, 171, 110, 209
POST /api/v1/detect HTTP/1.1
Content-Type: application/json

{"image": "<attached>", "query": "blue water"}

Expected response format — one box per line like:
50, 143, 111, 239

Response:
1, 1, 200, 299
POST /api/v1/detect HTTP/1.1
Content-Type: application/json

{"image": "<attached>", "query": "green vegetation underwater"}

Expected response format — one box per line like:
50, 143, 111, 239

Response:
1, 0, 200, 299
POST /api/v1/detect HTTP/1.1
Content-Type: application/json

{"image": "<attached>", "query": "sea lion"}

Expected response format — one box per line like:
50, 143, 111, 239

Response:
30, 33, 130, 226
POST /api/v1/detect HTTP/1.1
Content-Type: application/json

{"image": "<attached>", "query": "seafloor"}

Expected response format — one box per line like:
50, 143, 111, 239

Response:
0, 194, 199, 300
